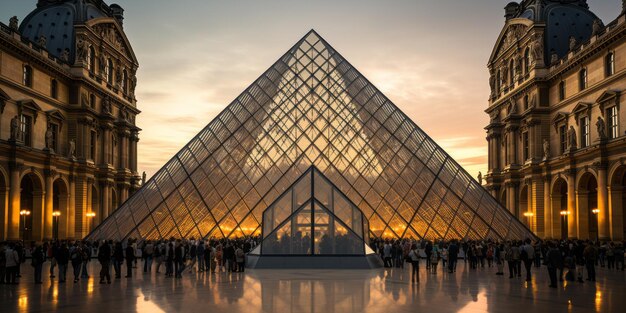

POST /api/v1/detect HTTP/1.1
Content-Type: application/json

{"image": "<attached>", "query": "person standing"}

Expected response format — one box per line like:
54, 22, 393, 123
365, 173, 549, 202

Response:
31, 244, 45, 284
408, 244, 420, 283
545, 242, 563, 288
80, 242, 90, 279
197, 241, 205, 272
143, 241, 154, 274
235, 245, 245, 272
49, 241, 58, 279
583, 242, 597, 282
4, 243, 20, 284
97, 240, 111, 284
448, 240, 459, 273
113, 242, 124, 278
125, 243, 135, 278
521, 239, 535, 282
70, 242, 83, 282
56, 243, 70, 283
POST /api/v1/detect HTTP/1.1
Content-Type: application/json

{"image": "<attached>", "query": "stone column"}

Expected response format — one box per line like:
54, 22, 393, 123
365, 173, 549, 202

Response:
67, 175, 76, 239
567, 172, 577, 239
506, 182, 518, 217
544, 178, 552, 238
597, 166, 609, 240
102, 125, 112, 165
8, 165, 20, 240
43, 171, 54, 240
102, 181, 111, 219
32, 191, 45, 241
0, 187, 8, 239
609, 186, 623, 240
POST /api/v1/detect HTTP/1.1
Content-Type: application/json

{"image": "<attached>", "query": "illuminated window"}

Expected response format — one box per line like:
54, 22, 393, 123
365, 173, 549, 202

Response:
607, 106, 619, 139
559, 125, 567, 154
606, 52, 615, 77
23, 65, 33, 87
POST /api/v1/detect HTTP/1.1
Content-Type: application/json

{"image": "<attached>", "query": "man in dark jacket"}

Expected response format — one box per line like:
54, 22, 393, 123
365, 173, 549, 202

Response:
56, 243, 70, 283
448, 240, 459, 273
97, 240, 111, 284
31, 244, 45, 284
545, 242, 563, 288
125, 243, 135, 278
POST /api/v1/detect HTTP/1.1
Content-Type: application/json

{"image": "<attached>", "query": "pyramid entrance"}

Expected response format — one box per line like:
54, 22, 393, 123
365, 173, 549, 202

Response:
86, 30, 535, 244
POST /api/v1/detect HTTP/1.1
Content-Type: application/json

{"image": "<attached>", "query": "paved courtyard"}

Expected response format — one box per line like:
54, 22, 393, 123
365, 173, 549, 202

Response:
1, 261, 625, 313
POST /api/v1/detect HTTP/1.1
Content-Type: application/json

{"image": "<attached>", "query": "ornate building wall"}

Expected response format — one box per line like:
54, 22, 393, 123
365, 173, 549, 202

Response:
485, 0, 626, 240
0, 0, 140, 241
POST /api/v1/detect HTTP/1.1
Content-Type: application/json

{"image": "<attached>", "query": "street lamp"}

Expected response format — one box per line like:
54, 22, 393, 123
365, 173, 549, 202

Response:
591, 209, 599, 241
86, 212, 96, 231
19, 210, 31, 240
560, 211, 570, 239
52, 211, 61, 240
523, 211, 534, 230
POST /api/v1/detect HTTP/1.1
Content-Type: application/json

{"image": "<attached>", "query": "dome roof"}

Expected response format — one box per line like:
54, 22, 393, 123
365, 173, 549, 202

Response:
509, 0, 600, 60
18, 0, 123, 62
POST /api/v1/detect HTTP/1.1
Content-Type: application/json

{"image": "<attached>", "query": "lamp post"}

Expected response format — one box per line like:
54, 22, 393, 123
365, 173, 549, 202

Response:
560, 210, 570, 239
591, 209, 599, 241
19, 210, 31, 241
523, 212, 534, 231
52, 211, 61, 240
86, 212, 96, 231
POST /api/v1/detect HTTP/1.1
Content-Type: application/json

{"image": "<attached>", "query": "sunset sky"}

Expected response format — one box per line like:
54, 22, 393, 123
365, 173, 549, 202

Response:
0, 0, 621, 179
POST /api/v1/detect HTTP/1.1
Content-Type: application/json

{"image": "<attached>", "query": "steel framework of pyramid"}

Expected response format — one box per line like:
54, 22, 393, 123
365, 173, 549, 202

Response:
86, 30, 535, 242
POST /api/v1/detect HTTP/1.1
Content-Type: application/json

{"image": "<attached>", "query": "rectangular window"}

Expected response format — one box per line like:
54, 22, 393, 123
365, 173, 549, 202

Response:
580, 117, 590, 148
90, 130, 97, 161
579, 69, 587, 91
20, 115, 33, 146
51, 79, 58, 99
606, 53, 615, 77
559, 125, 567, 154
50, 123, 59, 152
559, 81, 566, 101
522, 132, 529, 161
607, 106, 619, 139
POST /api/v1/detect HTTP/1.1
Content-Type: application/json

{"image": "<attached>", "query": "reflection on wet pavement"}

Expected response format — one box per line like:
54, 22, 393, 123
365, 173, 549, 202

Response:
1, 262, 624, 313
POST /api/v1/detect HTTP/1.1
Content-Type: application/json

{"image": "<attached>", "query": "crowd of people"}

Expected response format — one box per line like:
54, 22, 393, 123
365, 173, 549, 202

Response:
0, 237, 624, 289
370, 238, 625, 287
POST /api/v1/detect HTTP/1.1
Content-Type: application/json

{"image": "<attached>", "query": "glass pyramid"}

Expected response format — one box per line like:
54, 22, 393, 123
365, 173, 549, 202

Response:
86, 30, 534, 242
254, 166, 369, 256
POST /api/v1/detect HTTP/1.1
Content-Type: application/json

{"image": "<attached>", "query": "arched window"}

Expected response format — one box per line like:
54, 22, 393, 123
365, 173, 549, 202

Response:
23, 65, 33, 87
524, 48, 531, 75
509, 59, 515, 85
51, 79, 58, 99
122, 69, 128, 93
606, 52, 615, 77
107, 59, 114, 83
88, 46, 96, 72
579, 68, 588, 91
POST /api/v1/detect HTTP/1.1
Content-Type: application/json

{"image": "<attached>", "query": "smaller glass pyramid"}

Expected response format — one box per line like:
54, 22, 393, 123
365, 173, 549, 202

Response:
253, 166, 370, 256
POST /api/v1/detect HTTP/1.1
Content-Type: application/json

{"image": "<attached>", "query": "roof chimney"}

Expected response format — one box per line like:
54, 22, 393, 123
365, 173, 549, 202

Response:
110, 4, 124, 26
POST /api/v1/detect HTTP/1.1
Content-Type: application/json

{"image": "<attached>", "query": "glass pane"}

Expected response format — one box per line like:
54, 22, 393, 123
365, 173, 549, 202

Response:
313, 170, 332, 207
293, 174, 311, 208
291, 204, 312, 254
313, 204, 331, 254
263, 220, 292, 255
333, 192, 352, 226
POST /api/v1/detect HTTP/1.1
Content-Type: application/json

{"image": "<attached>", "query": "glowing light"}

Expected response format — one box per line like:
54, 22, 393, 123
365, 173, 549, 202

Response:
560, 211, 570, 216
86, 212, 96, 218
592, 209, 599, 214
52, 211, 61, 217
19, 210, 31, 216
523, 212, 534, 217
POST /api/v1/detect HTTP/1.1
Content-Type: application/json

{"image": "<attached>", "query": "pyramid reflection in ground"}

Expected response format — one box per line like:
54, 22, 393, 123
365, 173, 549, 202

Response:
247, 167, 381, 269
86, 30, 535, 242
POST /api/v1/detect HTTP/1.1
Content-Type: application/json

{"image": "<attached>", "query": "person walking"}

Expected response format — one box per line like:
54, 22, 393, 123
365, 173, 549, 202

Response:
70, 243, 83, 283
143, 241, 154, 274
48, 242, 58, 279
113, 242, 124, 279
98, 240, 111, 284
197, 241, 205, 272
235, 245, 245, 272
448, 240, 459, 273
56, 243, 70, 283
583, 242, 597, 282
80, 242, 90, 280
408, 244, 420, 283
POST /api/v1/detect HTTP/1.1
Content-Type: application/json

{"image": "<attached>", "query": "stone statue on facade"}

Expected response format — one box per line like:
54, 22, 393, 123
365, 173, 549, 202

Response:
99, 53, 107, 74
567, 126, 577, 150
60, 49, 70, 62
569, 36, 577, 51
592, 19, 604, 36
76, 37, 88, 62
531, 34, 544, 62
68, 139, 76, 159
477, 172, 483, 185
37, 35, 47, 49
508, 99, 517, 116
130, 74, 137, 95
10, 115, 20, 141
115, 67, 123, 87
45, 125, 54, 152
596, 116, 607, 140
142, 171, 147, 185
102, 96, 112, 115
9, 16, 18, 31
501, 65, 508, 83
489, 73, 496, 96
120, 107, 128, 122
550, 51, 559, 65
543, 139, 550, 160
